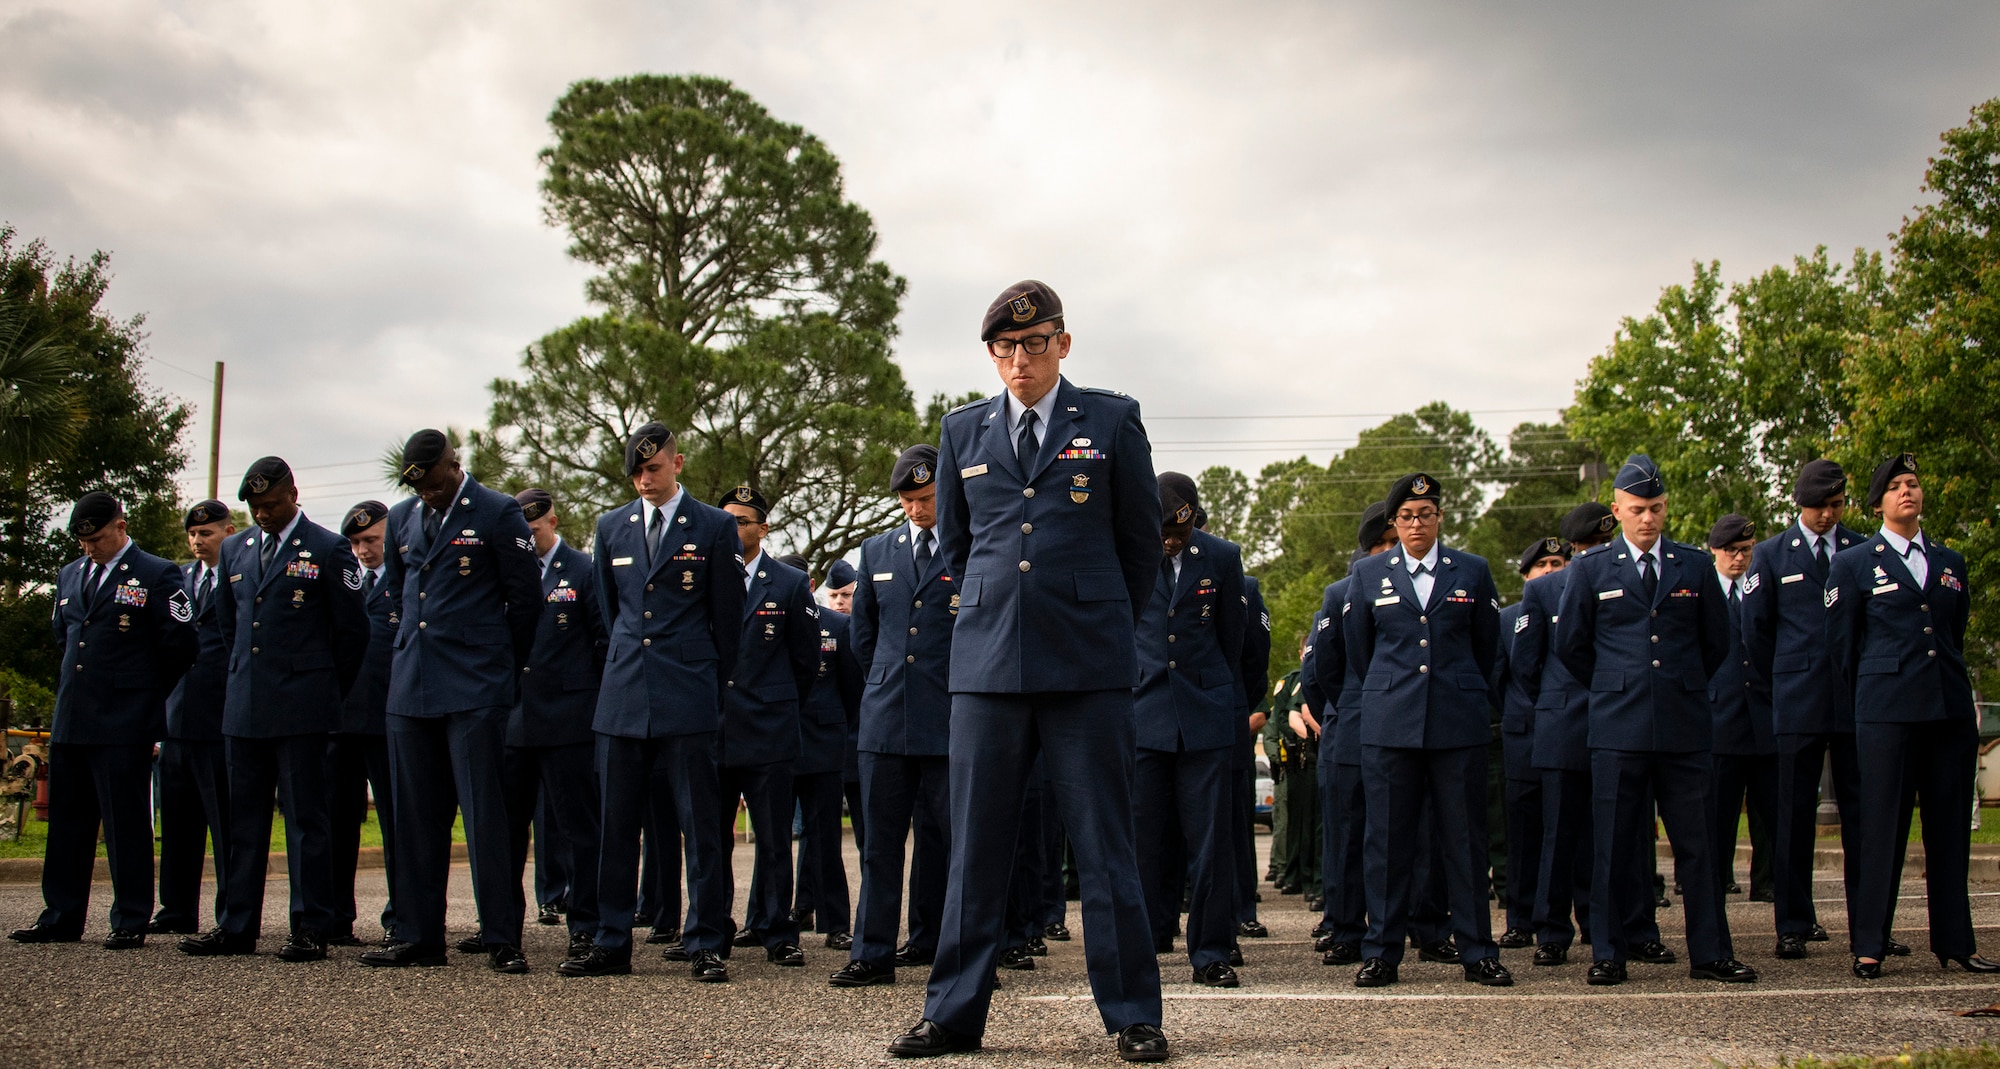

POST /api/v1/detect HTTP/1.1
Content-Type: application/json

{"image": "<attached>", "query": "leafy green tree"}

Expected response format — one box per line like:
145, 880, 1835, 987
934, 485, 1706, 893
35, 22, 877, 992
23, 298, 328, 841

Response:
1195, 464, 1252, 548
1843, 98, 2000, 680
0, 293, 80, 470
1462, 421, 1595, 603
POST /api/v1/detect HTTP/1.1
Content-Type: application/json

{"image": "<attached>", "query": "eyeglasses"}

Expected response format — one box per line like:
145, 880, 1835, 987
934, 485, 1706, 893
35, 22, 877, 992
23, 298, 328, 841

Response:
986, 331, 1064, 359
1714, 545, 1752, 557
735, 517, 764, 527
1392, 509, 1441, 526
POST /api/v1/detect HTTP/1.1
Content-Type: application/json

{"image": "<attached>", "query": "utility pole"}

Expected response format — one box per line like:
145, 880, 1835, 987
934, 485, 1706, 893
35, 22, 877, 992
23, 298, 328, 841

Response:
206, 361, 224, 500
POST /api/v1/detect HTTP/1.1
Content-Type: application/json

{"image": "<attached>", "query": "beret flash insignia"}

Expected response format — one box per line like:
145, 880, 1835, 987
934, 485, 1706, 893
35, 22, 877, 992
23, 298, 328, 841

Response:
1544, 538, 1560, 555
1411, 476, 1429, 496
1010, 294, 1036, 322
734, 486, 754, 503
912, 463, 932, 485
1596, 514, 1618, 535
1174, 503, 1192, 524
636, 436, 660, 459
247, 473, 269, 494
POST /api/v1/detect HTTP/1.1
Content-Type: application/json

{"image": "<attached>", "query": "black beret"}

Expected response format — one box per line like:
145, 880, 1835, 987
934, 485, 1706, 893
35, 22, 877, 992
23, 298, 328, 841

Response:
1867, 452, 1919, 508
623, 422, 674, 477
825, 559, 857, 588
1707, 513, 1756, 548
1793, 459, 1848, 509
341, 500, 389, 538
775, 553, 809, 574
237, 456, 294, 500
1384, 473, 1441, 516
717, 484, 770, 520
891, 444, 938, 492
68, 492, 122, 537
1518, 536, 1571, 575
1355, 500, 1390, 552
398, 429, 449, 486
1614, 454, 1665, 499
184, 499, 230, 529
1560, 501, 1617, 545
981, 279, 1064, 341
513, 488, 555, 523
1158, 471, 1199, 527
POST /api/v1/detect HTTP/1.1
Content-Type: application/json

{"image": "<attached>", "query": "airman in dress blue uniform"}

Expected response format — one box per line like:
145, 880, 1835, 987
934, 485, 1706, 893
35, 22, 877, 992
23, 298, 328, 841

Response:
778, 553, 864, 949
1831, 454, 1999, 979
1703, 515, 1779, 918
889, 281, 1168, 1064
151, 500, 235, 936
330, 500, 400, 945
1554, 454, 1754, 986
833, 445, 961, 989
714, 485, 819, 966
358, 432, 542, 972
501, 489, 607, 964
562, 423, 744, 982
12, 493, 195, 949
1496, 537, 1570, 950
1740, 459, 1880, 959
1132, 473, 1247, 988
179, 458, 369, 963
1343, 473, 1509, 988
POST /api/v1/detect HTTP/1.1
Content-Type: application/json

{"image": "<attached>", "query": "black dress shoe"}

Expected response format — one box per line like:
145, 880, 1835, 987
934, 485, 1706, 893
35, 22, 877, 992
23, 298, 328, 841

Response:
1152, 936, 1174, 955
536, 903, 563, 926
1654, 890, 1672, 909
645, 926, 682, 945
146, 918, 196, 935
276, 932, 327, 962
1774, 934, 1807, 960
1025, 934, 1048, 957
1043, 922, 1072, 941
178, 929, 256, 956
731, 926, 761, 948
660, 938, 690, 962
1852, 957, 1883, 980
1886, 939, 1912, 957
1497, 927, 1534, 949
999, 945, 1036, 970
887, 1019, 980, 1058
1238, 920, 1269, 939
1464, 958, 1513, 986
1725, 881, 1742, 894
1586, 959, 1626, 986
1313, 932, 1337, 953
690, 949, 729, 982
1305, 895, 1324, 913
1116, 1023, 1169, 1064
1533, 943, 1568, 967
767, 942, 805, 967
10, 923, 81, 944
1195, 961, 1239, 988
1275, 882, 1300, 896
487, 945, 528, 973
1354, 957, 1398, 987
830, 959, 895, 987
1939, 954, 2000, 973
1632, 941, 1677, 965
359, 941, 448, 967
1806, 923, 1830, 942
1749, 888, 1775, 903
556, 946, 630, 976
1690, 958, 1758, 983
103, 928, 146, 950
453, 936, 484, 954
1417, 939, 1462, 964
1322, 941, 1361, 966
568, 933, 593, 958
791, 908, 814, 931
893, 941, 934, 967
825, 932, 853, 951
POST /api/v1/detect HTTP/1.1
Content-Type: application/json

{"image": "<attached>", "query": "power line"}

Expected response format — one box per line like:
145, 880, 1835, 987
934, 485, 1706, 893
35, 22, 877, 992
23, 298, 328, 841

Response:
1146, 407, 1563, 421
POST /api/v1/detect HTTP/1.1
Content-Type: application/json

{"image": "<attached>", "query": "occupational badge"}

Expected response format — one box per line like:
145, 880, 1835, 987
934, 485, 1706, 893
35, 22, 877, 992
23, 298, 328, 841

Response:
1070, 473, 1091, 504
682, 570, 695, 591
117, 613, 131, 632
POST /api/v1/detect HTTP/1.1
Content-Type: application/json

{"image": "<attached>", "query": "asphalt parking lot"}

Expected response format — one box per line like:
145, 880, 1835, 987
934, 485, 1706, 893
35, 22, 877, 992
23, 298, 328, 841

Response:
2, 835, 1997, 1068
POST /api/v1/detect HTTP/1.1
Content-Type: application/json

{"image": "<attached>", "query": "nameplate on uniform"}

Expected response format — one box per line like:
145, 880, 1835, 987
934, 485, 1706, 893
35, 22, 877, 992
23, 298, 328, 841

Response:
1373, 595, 1399, 606
1871, 583, 1899, 595
228, 573, 242, 583
611, 556, 634, 566
961, 464, 988, 478
1597, 589, 1624, 600
1780, 573, 1805, 584
873, 572, 894, 581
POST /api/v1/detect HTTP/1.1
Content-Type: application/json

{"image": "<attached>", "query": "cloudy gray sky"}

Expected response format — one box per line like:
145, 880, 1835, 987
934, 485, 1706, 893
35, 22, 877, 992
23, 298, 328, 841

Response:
3, 0, 1994, 528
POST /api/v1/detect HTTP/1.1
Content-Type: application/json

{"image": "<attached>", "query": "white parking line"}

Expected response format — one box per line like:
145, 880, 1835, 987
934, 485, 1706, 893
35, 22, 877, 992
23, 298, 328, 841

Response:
1022, 982, 2000, 1003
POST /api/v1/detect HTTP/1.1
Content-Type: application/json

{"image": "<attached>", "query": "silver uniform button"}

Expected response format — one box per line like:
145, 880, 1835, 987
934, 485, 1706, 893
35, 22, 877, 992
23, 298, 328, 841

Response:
1418, 616, 1428, 625
642, 638, 651, 647
417, 622, 426, 630
1651, 659, 1660, 668
1418, 665, 1428, 674
1023, 488, 1035, 498
1167, 635, 1177, 644
1418, 638, 1428, 648
909, 627, 918, 635
643, 611, 652, 619
913, 600, 923, 608
1019, 561, 1031, 572
1021, 523, 1033, 534
906, 654, 916, 663
252, 646, 260, 654
1928, 649, 1937, 657
1650, 634, 1659, 643
1168, 660, 1177, 669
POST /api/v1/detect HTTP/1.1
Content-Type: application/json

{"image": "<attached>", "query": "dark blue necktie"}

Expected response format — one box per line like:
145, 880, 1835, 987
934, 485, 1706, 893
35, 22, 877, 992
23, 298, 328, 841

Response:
1016, 410, 1039, 475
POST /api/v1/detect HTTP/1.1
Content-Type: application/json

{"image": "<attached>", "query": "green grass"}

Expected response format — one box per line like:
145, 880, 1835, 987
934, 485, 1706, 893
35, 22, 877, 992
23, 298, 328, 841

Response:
0, 810, 462, 860
1726, 810, 2000, 845
1735, 1045, 2000, 1068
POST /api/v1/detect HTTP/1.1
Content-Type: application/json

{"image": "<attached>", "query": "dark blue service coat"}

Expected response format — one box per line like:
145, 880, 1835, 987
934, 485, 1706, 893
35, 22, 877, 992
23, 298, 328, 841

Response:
507, 540, 607, 748
50, 545, 197, 745
1341, 545, 1501, 750
1133, 529, 1246, 754
851, 523, 958, 755
214, 517, 369, 737
1741, 523, 1865, 735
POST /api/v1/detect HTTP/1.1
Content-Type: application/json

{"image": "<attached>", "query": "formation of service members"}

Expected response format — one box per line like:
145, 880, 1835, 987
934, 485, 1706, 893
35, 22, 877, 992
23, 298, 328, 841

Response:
11, 271, 1998, 1063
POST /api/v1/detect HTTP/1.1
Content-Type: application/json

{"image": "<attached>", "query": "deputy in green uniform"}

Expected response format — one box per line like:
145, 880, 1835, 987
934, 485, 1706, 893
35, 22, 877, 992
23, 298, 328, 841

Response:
1261, 637, 1317, 899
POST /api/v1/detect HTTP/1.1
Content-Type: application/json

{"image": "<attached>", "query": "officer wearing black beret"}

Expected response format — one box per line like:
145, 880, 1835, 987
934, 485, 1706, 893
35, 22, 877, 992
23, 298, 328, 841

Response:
1343, 474, 1508, 987
12, 494, 196, 949
835, 443, 961, 990
358, 431, 542, 971
568, 422, 744, 981
1740, 458, 1877, 960
892, 281, 1167, 1062
1494, 537, 1570, 949
1554, 455, 1753, 984
1831, 454, 1997, 977
329, 499, 400, 945
151, 500, 236, 936
1704, 514, 1779, 914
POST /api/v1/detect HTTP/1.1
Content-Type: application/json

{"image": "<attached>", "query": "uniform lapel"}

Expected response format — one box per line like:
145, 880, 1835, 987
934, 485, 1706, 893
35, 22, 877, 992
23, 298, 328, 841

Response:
85, 557, 121, 615
1424, 549, 1459, 612
648, 495, 698, 580
541, 543, 564, 597
1384, 552, 1421, 612
254, 529, 298, 595
973, 395, 1024, 483
743, 559, 769, 622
